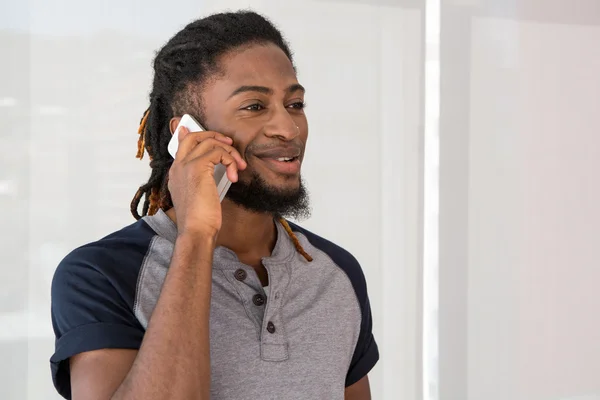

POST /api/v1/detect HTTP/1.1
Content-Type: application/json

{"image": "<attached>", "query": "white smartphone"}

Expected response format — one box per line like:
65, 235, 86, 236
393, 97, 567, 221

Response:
168, 114, 232, 202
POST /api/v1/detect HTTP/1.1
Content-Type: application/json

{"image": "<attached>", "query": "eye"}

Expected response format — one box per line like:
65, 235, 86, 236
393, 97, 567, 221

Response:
243, 103, 265, 111
287, 101, 306, 110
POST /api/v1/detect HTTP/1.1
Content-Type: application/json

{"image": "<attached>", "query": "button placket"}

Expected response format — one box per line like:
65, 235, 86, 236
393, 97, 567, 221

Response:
259, 261, 290, 362
220, 267, 265, 335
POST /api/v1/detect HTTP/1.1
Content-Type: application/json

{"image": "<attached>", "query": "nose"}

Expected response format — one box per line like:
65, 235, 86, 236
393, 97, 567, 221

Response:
264, 106, 300, 141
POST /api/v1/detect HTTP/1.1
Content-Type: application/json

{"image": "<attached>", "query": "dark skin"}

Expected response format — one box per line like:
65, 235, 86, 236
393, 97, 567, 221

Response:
168, 43, 309, 285
69, 43, 371, 399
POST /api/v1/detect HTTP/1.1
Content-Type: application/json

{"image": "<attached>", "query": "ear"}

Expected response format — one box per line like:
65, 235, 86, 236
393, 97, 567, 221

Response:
169, 117, 182, 135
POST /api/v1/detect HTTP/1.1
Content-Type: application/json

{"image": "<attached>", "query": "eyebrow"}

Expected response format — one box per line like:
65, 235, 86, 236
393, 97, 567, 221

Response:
228, 83, 305, 99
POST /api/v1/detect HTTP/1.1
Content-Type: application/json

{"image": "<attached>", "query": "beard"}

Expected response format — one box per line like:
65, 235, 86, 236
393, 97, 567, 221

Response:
225, 171, 311, 221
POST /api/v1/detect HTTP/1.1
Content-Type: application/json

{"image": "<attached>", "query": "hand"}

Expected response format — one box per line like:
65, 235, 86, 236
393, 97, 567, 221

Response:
168, 126, 247, 239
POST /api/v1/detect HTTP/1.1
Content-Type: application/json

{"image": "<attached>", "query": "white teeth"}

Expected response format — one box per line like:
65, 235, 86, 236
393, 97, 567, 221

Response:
277, 157, 293, 162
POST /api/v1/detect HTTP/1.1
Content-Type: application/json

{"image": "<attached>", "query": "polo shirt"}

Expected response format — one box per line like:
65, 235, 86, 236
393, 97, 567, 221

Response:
50, 209, 379, 399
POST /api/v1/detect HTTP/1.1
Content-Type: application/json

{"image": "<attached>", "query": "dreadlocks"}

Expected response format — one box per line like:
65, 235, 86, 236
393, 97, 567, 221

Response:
131, 11, 312, 262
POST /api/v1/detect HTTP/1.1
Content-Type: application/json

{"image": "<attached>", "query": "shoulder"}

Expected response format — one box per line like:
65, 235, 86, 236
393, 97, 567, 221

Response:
58, 218, 155, 269
287, 221, 368, 295
52, 218, 157, 302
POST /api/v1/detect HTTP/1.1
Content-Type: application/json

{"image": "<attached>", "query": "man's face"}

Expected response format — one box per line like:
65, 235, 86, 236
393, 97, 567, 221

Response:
182, 43, 310, 218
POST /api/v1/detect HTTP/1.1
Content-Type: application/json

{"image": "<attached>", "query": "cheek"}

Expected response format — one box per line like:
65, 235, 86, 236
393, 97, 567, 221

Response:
294, 116, 309, 138
236, 143, 250, 162
230, 129, 261, 158
299, 128, 309, 145
301, 127, 309, 140
223, 130, 250, 157
233, 139, 254, 163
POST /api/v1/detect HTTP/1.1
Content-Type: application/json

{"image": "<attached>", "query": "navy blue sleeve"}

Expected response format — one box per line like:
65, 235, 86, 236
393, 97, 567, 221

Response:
344, 285, 378, 387
287, 222, 379, 387
50, 244, 145, 399
333, 250, 379, 387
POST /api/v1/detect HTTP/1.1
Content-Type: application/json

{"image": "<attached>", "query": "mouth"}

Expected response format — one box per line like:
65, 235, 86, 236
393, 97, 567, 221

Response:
253, 155, 301, 175
250, 146, 303, 176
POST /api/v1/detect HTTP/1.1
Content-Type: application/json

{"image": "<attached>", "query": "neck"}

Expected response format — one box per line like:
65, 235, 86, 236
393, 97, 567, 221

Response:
218, 199, 278, 257
165, 200, 278, 259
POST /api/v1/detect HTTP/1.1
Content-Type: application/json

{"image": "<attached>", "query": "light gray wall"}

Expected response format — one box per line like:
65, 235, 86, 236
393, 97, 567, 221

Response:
439, 1, 600, 400
0, 1, 424, 399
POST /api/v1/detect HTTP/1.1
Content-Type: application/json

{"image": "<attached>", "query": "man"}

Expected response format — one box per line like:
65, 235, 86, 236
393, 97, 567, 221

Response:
51, 10, 378, 400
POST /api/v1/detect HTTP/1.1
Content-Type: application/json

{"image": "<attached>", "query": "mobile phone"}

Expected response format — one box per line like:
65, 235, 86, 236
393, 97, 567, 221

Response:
168, 114, 232, 202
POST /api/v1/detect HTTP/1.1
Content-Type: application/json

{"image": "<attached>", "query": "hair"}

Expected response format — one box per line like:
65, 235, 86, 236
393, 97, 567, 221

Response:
131, 11, 294, 219
131, 11, 312, 262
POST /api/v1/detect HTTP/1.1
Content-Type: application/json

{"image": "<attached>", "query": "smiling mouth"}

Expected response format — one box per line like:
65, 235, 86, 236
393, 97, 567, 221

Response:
274, 156, 299, 162
252, 155, 301, 175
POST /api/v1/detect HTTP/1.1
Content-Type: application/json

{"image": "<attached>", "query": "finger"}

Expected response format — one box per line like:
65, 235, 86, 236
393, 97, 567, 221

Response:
181, 129, 232, 144
177, 126, 189, 141
177, 130, 233, 160
203, 148, 240, 182
182, 138, 247, 170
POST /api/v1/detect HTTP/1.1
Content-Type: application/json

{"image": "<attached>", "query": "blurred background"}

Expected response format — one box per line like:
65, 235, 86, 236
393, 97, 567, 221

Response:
1, 0, 599, 399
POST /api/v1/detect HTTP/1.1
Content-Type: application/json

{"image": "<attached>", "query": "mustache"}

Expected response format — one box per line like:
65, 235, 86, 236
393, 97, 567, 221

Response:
245, 141, 304, 159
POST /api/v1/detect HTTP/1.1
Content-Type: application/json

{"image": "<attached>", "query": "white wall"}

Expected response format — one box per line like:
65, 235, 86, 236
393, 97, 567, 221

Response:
0, 1, 424, 399
439, 1, 600, 400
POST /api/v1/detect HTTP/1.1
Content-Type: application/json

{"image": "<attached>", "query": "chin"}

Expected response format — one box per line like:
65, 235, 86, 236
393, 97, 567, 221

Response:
225, 171, 311, 220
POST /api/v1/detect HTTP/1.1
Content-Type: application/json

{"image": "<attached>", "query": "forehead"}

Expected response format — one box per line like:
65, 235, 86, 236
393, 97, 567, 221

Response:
215, 43, 297, 87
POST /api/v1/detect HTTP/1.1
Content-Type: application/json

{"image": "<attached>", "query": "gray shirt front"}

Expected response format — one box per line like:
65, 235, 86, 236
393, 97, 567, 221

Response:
50, 210, 379, 399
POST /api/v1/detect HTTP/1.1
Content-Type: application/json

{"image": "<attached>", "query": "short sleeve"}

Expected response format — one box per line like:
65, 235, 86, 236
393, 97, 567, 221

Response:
345, 283, 379, 387
50, 246, 145, 399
